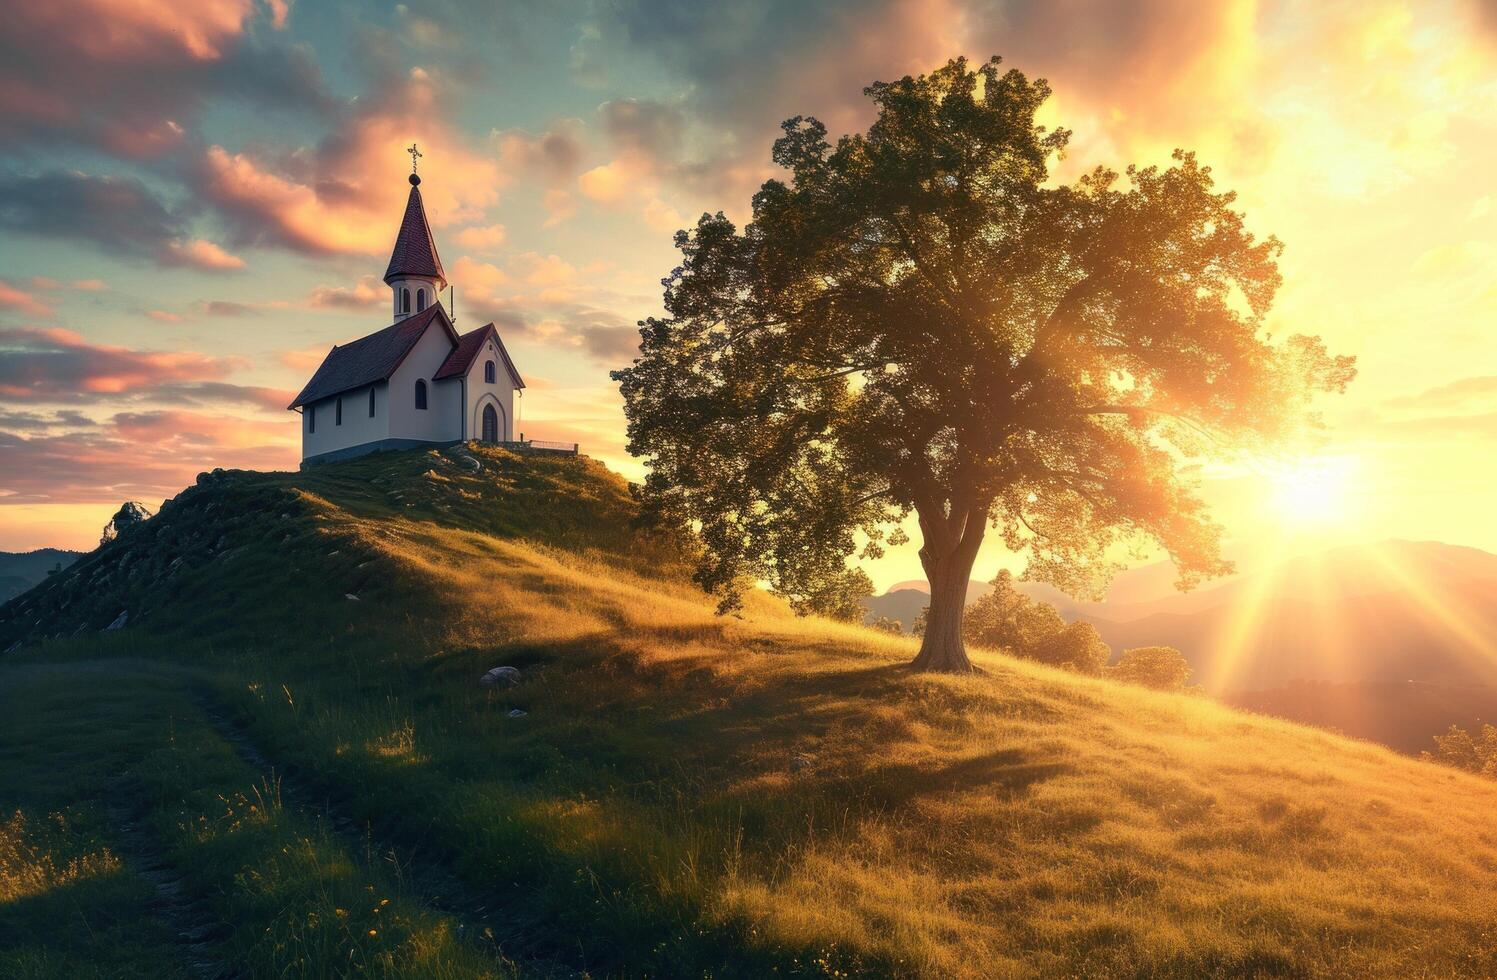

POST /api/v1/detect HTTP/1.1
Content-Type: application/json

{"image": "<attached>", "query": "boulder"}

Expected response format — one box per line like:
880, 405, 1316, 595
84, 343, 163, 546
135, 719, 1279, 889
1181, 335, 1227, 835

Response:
99, 501, 154, 546
479, 666, 521, 687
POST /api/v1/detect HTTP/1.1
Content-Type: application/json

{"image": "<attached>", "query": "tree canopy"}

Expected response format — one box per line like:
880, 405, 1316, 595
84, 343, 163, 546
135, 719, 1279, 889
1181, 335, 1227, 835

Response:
613, 55, 1354, 672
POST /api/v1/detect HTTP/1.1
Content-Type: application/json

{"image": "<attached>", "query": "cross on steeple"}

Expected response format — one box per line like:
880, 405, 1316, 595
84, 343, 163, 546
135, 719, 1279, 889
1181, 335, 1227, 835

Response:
407, 143, 422, 174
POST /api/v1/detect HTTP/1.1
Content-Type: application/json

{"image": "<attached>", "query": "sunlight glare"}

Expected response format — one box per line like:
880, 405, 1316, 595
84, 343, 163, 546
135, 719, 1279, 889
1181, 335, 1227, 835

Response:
1266, 455, 1358, 529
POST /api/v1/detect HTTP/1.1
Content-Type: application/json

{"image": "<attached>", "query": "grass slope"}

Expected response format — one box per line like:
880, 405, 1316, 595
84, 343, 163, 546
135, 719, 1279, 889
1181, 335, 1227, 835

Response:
3, 445, 1497, 978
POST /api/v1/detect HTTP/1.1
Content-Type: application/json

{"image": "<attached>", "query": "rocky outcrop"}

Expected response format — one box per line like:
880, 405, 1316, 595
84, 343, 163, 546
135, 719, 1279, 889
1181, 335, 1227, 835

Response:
99, 501, 155, 546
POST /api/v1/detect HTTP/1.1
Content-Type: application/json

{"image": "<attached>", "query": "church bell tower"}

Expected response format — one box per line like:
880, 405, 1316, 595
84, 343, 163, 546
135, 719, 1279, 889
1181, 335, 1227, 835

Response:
385, 144, 446, 321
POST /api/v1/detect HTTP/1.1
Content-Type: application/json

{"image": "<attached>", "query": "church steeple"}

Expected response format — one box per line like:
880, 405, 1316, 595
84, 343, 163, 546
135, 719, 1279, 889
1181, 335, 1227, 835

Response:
385, 145, 446, 321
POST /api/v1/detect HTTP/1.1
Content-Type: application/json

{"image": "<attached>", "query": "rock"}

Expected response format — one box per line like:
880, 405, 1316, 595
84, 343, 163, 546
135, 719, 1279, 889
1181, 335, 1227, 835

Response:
104, 611, 129, 631
452, 453, 482, 474
345, 593, 360, 602
479, 666, 521, 687
507, 708, 527, 718
789, 755, 813, 773
99, 501, 154, 546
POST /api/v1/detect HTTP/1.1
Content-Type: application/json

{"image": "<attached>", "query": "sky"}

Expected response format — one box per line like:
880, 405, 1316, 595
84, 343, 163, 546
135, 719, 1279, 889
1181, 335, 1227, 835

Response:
1, 0, 1495, 593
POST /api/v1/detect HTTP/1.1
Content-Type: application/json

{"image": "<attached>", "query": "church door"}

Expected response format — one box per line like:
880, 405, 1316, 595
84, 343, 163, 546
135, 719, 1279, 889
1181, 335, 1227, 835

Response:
481, 404, 499, 443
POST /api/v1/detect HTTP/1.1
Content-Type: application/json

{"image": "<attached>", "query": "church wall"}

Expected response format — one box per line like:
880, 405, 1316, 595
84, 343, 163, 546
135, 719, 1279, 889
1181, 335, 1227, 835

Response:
464, 337, 518, 442
301, 381, 390, 460
388, 323, 463, 443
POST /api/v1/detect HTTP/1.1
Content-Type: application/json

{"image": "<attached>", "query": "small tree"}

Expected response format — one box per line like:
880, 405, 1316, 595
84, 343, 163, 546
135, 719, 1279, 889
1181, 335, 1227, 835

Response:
963, 569, 1108, 672
613, 56, 1354, 672
868, 615, 905, 635
1037, 621, 1111, 675
1107, 646, 1192, 691
792, 566, 874, 621
1423, 724, 1497, 779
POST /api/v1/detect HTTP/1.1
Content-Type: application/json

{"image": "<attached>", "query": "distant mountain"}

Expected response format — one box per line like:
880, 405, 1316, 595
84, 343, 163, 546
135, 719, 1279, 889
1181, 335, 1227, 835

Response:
1079, 541, 1497, 693
0, 549, 83, 603
866, 538, 1497, 694
1226, 680, 1497, 754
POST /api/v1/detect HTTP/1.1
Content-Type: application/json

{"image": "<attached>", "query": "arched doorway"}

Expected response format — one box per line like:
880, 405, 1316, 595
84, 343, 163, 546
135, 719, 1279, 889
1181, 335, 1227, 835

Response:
481, 403, 499, 443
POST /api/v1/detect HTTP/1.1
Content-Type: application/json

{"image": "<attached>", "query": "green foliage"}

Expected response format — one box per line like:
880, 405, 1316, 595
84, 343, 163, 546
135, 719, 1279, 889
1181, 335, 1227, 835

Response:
1107, 646, 1193, 691
1423, 724, 1497, 778
868, 615, 905, 635
612, 54, 1354, 667
786, 566, 874, 622
963, 570, 1109, 673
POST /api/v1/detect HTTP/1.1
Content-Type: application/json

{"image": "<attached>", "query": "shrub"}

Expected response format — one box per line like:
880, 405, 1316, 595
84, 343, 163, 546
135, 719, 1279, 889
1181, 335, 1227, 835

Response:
1423, 724, 1497, 778
1107, 646, 1192, 691
962, 570, 1109, 674
868, 616, 905, 635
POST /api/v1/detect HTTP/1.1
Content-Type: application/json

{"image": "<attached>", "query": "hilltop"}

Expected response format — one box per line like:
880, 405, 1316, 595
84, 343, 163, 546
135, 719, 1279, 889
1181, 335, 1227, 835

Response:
4, 446, 1497, 978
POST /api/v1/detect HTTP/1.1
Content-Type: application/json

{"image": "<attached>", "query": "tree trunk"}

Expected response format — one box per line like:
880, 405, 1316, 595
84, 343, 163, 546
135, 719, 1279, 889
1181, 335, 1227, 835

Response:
909, 500, 988, 673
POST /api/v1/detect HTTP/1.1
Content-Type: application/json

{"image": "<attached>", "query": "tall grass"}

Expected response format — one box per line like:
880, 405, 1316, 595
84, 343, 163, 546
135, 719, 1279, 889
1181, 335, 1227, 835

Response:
4, 445, 1497, 977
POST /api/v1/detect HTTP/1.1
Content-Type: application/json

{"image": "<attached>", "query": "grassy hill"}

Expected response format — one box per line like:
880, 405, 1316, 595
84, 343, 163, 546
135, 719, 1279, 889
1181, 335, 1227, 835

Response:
4, 445, 1497, 977
0, 548, 81, 604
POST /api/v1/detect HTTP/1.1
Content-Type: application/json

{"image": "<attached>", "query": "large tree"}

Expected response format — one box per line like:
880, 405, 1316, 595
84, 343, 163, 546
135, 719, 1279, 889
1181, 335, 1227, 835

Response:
613, 56, 1354, 672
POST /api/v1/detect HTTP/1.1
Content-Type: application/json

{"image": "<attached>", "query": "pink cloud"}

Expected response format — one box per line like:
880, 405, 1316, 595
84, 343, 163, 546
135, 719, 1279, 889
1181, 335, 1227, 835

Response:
308, 275, 386, 310
160, 237, 246, 270
0, 409, 297, 505
200, 67, 503, 256
0, 325, 238, 400
0, 282, 53, 318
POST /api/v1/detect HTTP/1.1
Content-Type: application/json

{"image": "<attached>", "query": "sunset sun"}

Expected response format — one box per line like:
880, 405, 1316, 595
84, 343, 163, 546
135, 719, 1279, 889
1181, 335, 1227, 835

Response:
1266, 455, 1357, 528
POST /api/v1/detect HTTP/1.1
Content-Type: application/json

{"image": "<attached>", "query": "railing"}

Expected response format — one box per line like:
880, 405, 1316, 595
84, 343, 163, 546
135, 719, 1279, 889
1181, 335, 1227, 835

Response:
498, 439, 579, 455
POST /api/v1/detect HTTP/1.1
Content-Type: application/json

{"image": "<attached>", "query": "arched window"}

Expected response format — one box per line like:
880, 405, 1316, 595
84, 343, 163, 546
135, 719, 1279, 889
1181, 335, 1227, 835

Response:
307, 405, 315, 433
416, 288, 427, 312
482, 404, 498, 443
335, 396, 343, 426
402, 288, 411, 314
415, 379, 428, 410
484, 360, 495, 384
368, 387, 376, 417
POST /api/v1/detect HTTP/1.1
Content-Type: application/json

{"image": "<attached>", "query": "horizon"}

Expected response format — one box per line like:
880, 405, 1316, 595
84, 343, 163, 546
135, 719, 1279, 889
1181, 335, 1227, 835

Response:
3, 2, 1497, 594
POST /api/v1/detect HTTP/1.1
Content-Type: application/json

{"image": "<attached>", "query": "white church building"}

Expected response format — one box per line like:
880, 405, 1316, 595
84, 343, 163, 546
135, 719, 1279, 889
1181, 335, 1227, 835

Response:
289, 169, 525, 465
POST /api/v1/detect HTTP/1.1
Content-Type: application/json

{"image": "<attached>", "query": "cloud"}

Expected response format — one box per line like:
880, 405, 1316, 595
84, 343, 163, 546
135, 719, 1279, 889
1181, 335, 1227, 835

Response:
162, 238, 247, 270
495, 118, 588, 182
278, 345, 331, 372
0, 171, 243, 270
147, 382, 296, 412
308, 275, 387, 310
0, 0, 329, 159
199, 300, 261, 318
0, 411, 296, 505
0, 408, 96, 432
0, 282, 52, 318
198, 63, 502, 256
454, 224, 508, 251
0, 325, 238, 401
1385, 376, 1497, 412
598, 98, 685, 159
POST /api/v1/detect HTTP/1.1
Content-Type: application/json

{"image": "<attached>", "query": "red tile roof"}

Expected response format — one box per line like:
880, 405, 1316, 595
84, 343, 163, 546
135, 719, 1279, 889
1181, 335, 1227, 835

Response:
383, 179, 445, 285
432, 322, 525, 388
287, 305, 452, 409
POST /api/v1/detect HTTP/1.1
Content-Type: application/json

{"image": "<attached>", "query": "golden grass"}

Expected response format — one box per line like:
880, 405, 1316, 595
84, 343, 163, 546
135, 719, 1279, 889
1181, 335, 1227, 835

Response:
9, 446, 1497, 976
322, 464, 1497, 976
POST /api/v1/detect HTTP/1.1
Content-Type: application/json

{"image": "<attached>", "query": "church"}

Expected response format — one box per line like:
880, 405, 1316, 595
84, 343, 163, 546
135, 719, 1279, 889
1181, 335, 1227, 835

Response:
289, 166, 524, 465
